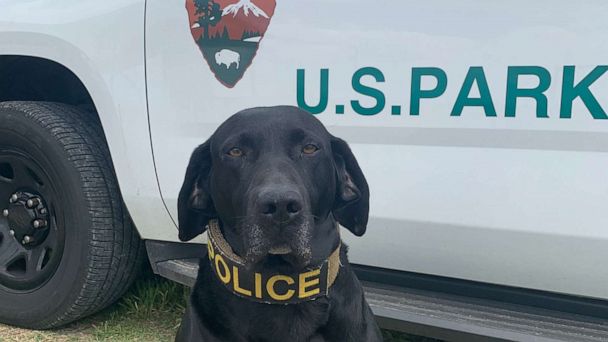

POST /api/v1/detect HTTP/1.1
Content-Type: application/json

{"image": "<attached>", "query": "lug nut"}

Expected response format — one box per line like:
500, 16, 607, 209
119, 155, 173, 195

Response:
22, 235, 32, 244
9, 229, 14, 236
26, 198, 39, 208
2, 209, 8, 217
40, 208, 47, 215
9, 194, 18, 203
33, 219, 47, 229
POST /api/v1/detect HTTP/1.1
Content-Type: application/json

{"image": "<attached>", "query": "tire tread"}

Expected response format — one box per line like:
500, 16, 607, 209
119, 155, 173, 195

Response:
0, 101, 145, 328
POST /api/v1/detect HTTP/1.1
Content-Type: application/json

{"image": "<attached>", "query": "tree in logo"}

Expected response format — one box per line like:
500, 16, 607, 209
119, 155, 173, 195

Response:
194, 0, 222, 40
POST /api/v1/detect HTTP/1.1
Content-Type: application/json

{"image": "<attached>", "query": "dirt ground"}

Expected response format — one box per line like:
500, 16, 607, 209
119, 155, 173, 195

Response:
0, 324, 94, 342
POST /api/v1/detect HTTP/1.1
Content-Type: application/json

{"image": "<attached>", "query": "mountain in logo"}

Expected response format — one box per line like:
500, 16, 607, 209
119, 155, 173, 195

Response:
223, 0, 269, 18
186, 0, 276, 88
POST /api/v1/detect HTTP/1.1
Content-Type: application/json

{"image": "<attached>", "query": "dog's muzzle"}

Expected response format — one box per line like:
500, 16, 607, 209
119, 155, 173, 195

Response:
206, 220, 341, 304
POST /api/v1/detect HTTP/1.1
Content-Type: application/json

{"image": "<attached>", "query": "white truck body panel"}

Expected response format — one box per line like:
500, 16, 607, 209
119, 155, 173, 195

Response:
0, 0, 177, 241
145, 0, 608, 299
0, 0, 607, 301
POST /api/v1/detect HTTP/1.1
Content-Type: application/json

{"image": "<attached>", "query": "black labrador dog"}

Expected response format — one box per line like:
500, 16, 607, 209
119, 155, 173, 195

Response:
175, 106, 382, 341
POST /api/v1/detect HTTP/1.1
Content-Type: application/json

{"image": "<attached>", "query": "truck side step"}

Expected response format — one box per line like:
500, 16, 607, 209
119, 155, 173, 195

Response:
365, 282, 608, 342
152, 257, 607, 342
146, 242, 608, 342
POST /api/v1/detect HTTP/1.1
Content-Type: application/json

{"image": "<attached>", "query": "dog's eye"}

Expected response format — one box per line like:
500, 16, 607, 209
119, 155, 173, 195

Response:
228, 148, 243, 157
302, 144, 319, 155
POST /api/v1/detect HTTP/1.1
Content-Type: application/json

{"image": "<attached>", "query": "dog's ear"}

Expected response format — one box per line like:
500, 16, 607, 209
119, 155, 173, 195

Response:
331, 136, 370, 236
177, 140, 216, 241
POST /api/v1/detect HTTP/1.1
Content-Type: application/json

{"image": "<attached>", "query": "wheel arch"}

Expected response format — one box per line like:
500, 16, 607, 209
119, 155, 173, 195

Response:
0, 49, 123, 169
0, 53, 137, 223
0, 55, 98, 117
0, 51, 150, 238
0, 29, 178, 242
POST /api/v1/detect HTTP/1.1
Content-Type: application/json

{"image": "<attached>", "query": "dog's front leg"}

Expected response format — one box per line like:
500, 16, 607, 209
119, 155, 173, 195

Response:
361, 304, 383, 342
175, 304, 226, 342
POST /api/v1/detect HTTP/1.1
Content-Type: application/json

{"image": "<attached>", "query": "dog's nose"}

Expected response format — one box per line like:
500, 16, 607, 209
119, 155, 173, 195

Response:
257, 190, 303, 223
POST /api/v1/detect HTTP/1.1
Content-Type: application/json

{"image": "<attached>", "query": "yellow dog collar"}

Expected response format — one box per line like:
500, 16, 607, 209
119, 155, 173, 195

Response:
206, 219, 341, 304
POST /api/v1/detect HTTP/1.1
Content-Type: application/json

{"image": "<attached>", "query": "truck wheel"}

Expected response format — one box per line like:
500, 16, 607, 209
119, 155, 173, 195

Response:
0, 101, 144, 329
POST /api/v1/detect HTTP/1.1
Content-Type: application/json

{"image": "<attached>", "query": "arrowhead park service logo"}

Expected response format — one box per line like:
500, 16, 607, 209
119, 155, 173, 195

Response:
186, 0, 276, 88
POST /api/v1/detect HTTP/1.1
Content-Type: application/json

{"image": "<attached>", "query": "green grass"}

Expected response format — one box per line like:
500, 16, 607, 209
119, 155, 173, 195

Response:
88, 276, 189, 341
0, 271, 441, 341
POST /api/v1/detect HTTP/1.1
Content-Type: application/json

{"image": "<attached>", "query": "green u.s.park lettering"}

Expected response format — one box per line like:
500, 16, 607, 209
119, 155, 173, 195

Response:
296, 66, 608, 119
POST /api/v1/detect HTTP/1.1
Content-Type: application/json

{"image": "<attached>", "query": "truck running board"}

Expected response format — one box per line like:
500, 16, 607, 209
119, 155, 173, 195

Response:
146, 243, 608, 342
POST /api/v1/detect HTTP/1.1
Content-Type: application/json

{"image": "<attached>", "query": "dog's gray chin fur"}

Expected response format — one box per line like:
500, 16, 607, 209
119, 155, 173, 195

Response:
241, 219, 314, 268
269, 245, 292, 255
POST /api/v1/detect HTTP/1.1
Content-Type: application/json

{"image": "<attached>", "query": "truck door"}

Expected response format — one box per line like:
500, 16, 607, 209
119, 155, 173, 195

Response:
146, 0, 608, 299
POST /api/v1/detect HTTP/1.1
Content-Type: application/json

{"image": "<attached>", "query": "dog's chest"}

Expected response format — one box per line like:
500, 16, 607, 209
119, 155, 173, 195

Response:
239, 300, 331, 341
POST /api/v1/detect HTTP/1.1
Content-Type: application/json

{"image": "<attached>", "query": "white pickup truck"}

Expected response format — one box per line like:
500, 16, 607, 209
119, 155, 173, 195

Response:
1, 1, 607, 340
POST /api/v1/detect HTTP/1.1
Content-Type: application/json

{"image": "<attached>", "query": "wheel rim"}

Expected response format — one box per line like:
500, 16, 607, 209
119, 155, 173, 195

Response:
0, 149, 64, 291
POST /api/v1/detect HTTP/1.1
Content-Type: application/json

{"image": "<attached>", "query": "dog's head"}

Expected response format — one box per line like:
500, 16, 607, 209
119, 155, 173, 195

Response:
178, 106, 369, 270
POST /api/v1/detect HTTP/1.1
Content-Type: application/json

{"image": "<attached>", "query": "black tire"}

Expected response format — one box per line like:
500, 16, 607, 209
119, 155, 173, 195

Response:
0, 101, 144, 329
